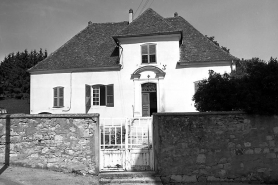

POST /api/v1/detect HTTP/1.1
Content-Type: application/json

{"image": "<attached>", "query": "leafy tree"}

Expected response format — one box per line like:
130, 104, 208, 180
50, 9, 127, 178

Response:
0, 49, 47, 99
193, 57, 278, 115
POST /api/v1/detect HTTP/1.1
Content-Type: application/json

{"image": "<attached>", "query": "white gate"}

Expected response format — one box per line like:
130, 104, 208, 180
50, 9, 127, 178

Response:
100, 117, 154, 171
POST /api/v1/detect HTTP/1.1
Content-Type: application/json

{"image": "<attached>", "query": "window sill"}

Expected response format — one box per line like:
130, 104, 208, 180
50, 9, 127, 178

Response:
53, 106, 64, 109
141, 63, 157, 65
91, 106, 113, 108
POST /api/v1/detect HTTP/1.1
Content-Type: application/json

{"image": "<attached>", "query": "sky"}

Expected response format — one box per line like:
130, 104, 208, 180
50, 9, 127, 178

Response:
0, 0, 277, 62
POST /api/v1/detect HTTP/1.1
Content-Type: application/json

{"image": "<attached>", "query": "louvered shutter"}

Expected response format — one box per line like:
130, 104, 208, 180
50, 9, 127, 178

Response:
59, 87, 64, 107
106, 84, 114, 107
85, 85, 91, 113
53, 87, 58, 107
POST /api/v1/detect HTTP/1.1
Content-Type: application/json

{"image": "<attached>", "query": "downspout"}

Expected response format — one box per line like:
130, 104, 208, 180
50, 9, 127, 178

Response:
117, 43, 124, 69
63, 72, 72, 112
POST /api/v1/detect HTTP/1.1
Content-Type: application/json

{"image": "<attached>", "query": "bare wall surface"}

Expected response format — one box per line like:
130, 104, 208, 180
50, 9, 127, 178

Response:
0, 114, 99, 175
153, 112, 278, 184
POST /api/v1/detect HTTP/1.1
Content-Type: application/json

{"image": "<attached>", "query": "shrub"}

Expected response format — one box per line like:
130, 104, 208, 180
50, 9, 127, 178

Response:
193, 57, 278, 115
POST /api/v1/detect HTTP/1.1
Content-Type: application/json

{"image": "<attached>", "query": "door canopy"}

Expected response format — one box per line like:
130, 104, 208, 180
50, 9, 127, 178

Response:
131, 65, 166, 79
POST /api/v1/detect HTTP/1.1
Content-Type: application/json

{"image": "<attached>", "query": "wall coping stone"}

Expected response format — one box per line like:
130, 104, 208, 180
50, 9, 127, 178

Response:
0, 114, 99, 119
153, 111, 245, 116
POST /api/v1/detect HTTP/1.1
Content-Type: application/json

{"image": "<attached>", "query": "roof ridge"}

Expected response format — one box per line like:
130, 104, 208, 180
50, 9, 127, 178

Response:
91, 21, 128, 25
115, 8, 173, 36
144, 8, 173, 28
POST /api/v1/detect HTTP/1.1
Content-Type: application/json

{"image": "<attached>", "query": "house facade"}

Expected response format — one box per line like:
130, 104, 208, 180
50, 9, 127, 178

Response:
29, 8, 238, 118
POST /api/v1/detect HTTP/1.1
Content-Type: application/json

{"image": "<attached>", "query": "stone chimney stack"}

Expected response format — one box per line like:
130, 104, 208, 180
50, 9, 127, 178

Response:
174, 12, 178, 17
129, 9, 133, 24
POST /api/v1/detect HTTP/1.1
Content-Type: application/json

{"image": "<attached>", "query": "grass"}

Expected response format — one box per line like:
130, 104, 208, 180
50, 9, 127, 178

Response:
0, 98, 30, 114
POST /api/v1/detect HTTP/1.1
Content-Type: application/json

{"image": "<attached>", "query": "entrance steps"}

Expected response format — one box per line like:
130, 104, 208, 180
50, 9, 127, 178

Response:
99, 171, 163, 185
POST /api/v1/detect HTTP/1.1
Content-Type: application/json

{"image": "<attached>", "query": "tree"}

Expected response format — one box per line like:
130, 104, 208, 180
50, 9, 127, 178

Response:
0, 49, 47, 99
193, 57, 278, 115
193, 70, 241, 112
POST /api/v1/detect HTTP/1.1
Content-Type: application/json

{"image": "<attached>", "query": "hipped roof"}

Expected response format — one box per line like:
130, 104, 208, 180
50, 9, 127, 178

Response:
29, 8, 238, 73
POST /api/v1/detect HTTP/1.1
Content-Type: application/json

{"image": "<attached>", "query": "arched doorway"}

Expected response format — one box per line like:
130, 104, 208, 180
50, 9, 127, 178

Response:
141, 83, 157, 117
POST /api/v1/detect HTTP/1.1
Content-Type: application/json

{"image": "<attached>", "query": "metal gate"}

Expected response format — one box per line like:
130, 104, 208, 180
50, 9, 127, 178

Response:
100, 117, 153, 171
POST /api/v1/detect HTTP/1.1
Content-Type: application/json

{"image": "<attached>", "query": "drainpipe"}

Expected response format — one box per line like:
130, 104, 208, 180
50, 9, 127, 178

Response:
63, 72, 72, 112
118, 43, 124, 69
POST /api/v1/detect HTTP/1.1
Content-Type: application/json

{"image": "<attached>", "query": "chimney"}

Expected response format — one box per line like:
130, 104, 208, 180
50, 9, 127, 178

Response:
174, 12, 178, 17
129, 9, 133, 24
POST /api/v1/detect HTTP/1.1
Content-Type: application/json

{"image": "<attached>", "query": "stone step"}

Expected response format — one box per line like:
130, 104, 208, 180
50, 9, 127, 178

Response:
101, 183, 162, 185
99, 171, 162, 184
100, 178, 162, 184
100, 171, 158, 178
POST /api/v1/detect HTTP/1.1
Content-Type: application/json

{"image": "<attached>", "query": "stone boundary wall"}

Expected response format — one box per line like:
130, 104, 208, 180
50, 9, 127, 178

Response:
0, 114, 99, 175
153, 112, 278, 184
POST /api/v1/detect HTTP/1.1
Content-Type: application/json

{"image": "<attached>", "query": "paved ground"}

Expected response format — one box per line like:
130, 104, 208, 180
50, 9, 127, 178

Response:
0, 165, 272, 185
0, 165, 98, 185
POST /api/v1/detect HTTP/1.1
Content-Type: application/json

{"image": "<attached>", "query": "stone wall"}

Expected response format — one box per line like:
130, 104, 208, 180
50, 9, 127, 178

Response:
0, 114, 99, 175
153, 112, 278, 184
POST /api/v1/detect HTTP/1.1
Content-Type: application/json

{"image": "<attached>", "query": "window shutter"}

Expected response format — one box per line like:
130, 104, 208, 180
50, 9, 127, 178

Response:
53, 87, 58, 107
106, 84, 114, 107
85, 85, 91, 113
59, 87, 64, 107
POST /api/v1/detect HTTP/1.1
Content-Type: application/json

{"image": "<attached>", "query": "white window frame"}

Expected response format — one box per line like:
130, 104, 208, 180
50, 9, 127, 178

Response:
92, 86, 100, 106
92, 84, 114, 107
141, 43, 157, 64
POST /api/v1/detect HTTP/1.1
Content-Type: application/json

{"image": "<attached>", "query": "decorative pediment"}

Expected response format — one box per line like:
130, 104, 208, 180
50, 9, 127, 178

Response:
131, 65, 165, 79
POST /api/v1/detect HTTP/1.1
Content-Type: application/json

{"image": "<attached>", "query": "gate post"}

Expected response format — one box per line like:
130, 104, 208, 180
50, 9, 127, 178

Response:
152, 113, 159, 173
93, 114, 100, 174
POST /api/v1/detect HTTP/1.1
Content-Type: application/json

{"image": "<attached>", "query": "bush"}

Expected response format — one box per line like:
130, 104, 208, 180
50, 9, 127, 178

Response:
193, 57, 278, 115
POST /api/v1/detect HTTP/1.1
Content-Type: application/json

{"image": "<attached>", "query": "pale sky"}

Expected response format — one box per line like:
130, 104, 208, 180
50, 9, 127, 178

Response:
0, 0, 277, 62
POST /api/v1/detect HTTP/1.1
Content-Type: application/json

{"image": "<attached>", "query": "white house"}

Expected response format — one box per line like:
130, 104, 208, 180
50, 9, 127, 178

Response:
29, 8, 238, 118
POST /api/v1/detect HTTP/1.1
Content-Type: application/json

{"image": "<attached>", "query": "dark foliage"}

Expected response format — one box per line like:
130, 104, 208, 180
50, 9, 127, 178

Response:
0, 49, 47, 100
193, 57, 278, 115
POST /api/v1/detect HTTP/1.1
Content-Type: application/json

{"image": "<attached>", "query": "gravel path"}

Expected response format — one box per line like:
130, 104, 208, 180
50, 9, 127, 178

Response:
0, 165, 98, 185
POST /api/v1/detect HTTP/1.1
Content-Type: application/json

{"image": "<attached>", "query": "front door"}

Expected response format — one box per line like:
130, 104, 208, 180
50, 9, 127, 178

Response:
142, 83, 157, 117
142, 93, 150, 117
100, 117, 153, 171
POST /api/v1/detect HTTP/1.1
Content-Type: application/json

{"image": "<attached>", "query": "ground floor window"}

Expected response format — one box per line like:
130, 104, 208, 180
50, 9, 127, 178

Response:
194, 80, 201, 93
92, 84, 114, 107
53, 86, 64, 108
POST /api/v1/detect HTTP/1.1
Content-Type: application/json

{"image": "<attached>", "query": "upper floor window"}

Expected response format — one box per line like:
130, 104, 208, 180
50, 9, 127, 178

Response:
53, 87, 64, 108
141, 44, 156, 64
92, 84, 114, 107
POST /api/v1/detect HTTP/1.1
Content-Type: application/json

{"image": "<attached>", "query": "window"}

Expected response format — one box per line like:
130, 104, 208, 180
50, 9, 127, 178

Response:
53, 87, 64, 107
92, 84, 114, 107
141, 44, 156, 64
194, 81, 201, 93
